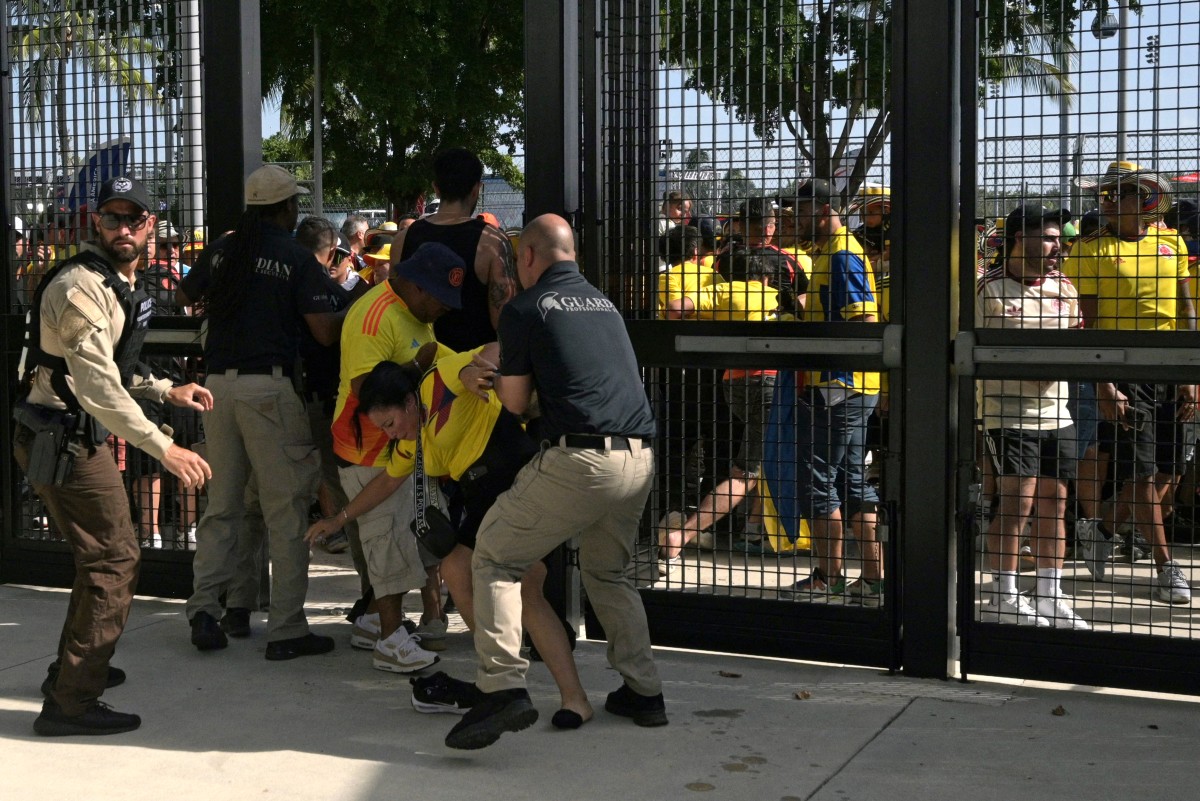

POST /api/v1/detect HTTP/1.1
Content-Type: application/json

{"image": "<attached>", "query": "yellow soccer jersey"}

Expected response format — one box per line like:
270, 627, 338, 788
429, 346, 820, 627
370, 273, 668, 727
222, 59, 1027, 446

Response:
804, 226, 880, 393
1064, 228, 1190, 330
385, 349, 503, 481
686, 280, 779, 321
657, 259, 722, 318
331, 280, 452, 466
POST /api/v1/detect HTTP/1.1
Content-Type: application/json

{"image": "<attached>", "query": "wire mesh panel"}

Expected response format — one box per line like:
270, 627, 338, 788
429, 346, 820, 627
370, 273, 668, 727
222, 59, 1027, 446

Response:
6, 1, 206, 555
592, 0, 896, 665
964, 0, 1200, 689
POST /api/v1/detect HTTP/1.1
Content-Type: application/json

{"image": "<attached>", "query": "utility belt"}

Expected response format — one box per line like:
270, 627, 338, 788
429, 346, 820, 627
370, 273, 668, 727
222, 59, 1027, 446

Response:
13, 402, 91, 487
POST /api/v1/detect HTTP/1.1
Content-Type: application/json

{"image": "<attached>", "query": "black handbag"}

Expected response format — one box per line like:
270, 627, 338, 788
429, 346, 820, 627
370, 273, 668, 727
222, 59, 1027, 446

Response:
408, 430, 458, 559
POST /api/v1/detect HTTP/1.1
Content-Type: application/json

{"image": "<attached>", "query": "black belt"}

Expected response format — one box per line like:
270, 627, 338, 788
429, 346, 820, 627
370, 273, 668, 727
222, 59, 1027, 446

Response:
221, 366, 291, 378
559, 434, 650, 451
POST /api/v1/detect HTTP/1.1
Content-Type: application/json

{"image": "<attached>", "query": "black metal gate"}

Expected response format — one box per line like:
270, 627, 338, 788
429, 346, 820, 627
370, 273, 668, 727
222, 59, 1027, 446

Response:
1, 0, 261, 598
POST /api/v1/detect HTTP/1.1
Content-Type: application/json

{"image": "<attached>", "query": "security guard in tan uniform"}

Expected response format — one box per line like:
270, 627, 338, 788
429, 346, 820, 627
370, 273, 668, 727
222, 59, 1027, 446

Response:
13, 176, 212, 737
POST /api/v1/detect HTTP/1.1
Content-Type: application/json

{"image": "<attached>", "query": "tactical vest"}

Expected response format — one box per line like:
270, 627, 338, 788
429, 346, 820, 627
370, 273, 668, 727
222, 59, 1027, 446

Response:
19, 250, 155, 438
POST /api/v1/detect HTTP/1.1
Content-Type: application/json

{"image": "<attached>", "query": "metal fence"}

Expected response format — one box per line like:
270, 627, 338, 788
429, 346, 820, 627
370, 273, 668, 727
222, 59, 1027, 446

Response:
4, 1, 207, 567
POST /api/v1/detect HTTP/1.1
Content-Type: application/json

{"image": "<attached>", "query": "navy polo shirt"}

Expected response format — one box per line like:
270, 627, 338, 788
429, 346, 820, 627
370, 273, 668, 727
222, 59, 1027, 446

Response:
181, 222, 341, 372
497, 261, 655, 442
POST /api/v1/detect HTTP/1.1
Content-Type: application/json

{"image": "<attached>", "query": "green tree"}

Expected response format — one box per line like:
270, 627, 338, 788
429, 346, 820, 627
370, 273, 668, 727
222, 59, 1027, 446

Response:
7, 0, 162, 174
261, 0, 524, 214
661, 0, 1105, 201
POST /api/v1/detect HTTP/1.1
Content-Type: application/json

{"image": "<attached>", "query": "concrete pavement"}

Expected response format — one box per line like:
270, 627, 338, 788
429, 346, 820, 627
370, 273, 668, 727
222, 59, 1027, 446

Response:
2, 561, 1199, 801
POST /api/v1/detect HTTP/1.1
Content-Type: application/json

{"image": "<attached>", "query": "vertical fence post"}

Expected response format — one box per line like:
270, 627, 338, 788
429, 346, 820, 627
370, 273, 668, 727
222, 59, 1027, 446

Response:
524, 0, 583, 636
201, 0, 262, 235
892, 0, 963, 678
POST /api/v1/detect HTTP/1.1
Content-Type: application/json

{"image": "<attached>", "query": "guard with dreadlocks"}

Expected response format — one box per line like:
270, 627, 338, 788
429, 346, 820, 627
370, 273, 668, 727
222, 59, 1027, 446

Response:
179, 165, 345, 660
14, 176, 213, 736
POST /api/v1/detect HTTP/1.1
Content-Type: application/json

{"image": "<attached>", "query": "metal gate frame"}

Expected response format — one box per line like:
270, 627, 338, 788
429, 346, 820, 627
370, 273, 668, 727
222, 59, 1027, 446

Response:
0, 0, 263, 599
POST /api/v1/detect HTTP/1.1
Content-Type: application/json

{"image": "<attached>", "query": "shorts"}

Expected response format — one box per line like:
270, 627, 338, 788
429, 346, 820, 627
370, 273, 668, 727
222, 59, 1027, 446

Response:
985, 426, 1077, 481
722, 373, 775, 476
338, 464, 427, 597
794, 388, 880, 519
1065, 381, 1098, 459
1100, 383, 1196, 480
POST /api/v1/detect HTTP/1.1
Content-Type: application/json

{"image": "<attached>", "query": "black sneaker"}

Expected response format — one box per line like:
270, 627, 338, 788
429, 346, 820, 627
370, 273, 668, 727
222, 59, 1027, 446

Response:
411, 671, 484, 715
190, 611, 228, 651
220, 607, 252, 638
604, 683, 668, 727
41, 662, 126, 697
33, 698, 141, 737
1117, 530, 1152, 562
444, 688, 539, 750
265, 633, 335, 661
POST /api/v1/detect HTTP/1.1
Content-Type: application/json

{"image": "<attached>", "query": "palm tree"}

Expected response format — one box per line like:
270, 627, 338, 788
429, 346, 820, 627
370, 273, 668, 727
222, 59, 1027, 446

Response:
8, 0, 161, 176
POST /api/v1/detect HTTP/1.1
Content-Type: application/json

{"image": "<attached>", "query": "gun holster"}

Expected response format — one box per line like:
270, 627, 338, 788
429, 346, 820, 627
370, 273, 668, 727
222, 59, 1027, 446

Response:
14, 403, 82, 487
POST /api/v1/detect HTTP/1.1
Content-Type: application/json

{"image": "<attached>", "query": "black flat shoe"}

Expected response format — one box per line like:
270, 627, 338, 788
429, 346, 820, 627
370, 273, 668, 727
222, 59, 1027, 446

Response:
605, 683, 668, 727
33, 698, 141, 737
445, 688, 538, 750
41, 662, 126, 697
220, 607, 252, 638
190, 611, 228, 651
551, 709, 585, 730
265, 633, 335, 661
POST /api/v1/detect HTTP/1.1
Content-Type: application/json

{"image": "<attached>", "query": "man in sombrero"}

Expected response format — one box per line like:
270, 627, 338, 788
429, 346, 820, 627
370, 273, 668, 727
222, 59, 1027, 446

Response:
1063, 161, 1196, 604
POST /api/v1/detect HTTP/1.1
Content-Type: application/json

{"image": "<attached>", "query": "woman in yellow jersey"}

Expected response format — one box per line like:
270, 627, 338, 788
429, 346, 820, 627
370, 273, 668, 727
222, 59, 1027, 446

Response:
305, 352, 593, 727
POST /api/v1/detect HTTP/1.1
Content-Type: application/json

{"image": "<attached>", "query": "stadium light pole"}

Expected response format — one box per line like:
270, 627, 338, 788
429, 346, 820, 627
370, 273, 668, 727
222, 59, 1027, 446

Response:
1146, 34, 1160, 170
1091, 0, 1125, 160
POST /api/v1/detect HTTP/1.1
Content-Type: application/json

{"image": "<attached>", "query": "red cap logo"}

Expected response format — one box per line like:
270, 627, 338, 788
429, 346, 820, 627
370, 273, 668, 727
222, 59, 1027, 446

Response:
449, 267, 465, 287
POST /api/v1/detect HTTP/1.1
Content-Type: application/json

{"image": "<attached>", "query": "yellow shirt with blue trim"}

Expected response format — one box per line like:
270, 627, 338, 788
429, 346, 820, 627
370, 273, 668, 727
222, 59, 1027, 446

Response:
803, 225, 879, 393
385, 349, 503, 481
685, 281, 779, 322
1064, 227, 1190, 330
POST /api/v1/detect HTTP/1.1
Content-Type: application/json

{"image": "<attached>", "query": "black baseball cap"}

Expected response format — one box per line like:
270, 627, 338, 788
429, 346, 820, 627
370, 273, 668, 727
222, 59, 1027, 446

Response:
96, 176, 151, 213
793, 178, 833, 204
1004, 203, 1072, 237
334, 231, 352, 258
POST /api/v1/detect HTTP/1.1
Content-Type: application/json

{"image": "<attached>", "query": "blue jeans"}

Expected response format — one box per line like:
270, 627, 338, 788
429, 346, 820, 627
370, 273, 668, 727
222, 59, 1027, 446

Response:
795, 389, 880, 519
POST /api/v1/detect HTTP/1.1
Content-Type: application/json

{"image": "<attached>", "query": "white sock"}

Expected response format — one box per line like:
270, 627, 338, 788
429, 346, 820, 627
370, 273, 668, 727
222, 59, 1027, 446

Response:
1036, 568, 1062, 599
995, 571, 1018, 597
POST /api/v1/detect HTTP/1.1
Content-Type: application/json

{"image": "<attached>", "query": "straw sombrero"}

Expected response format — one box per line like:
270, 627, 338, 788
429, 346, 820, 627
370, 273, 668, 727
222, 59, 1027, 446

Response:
1077, 161, 1172, 218
847, 184, 892, 216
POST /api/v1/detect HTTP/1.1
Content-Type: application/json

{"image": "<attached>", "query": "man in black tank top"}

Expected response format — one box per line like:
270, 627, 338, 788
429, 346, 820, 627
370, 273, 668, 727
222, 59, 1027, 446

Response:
391, 148, 517, 351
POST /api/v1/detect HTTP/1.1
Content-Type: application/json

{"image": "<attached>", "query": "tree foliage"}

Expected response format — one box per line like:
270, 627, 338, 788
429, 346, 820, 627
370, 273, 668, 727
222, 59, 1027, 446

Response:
661, 0, 1115, 200
7, 0, 164, 173
260, 0, 524, 214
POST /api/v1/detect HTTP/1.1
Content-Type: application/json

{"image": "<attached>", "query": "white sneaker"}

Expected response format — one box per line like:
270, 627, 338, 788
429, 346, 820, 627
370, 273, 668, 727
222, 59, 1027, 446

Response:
1075, 518, 1111, 581
350, 612, 381, 650
373, 628, 439, 674
1034, 595, 1090, 630
1154, 562, 1192, 605
415, 614, 449, 652
979, 594, 1049, 627
657, 555, 681, 577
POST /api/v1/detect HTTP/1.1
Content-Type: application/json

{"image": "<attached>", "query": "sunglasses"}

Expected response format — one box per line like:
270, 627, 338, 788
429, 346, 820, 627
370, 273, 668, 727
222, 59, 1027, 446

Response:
98, 212, 150, 231
1098, 187, 1144, 202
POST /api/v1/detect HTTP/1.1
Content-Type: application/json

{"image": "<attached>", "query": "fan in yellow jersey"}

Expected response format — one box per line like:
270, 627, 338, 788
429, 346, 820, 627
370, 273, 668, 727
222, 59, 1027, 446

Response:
305, 351, 593, 726
780, 178, 884, 603
658, 247, 783, 573
1062, 161, 1196, 605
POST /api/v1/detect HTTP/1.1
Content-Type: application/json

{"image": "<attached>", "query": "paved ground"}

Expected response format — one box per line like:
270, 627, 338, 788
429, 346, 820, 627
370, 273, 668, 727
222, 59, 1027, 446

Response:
3, 557, 1200, 801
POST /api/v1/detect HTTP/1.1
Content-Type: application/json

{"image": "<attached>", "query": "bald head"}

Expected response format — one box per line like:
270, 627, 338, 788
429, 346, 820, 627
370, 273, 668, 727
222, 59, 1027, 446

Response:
517, 214, 576, 287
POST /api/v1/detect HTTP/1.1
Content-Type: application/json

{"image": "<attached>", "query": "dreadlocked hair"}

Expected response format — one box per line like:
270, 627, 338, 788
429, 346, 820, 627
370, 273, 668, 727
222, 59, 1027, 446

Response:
204, 200, 290, 321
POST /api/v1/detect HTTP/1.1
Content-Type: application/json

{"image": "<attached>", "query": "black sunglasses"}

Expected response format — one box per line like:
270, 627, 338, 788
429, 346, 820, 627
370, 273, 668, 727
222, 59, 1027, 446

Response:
98, 212, 150, 232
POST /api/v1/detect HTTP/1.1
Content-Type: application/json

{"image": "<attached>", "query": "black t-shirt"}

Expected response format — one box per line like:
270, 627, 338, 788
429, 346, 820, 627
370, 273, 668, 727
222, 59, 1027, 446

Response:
180, 222, 340, 371
498, 261, 655, 442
